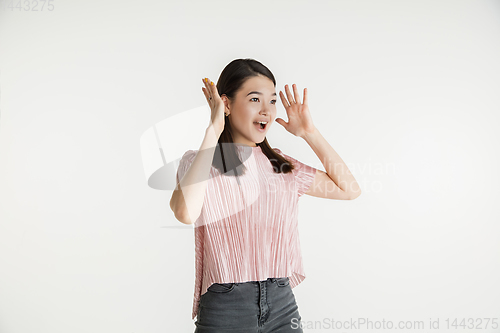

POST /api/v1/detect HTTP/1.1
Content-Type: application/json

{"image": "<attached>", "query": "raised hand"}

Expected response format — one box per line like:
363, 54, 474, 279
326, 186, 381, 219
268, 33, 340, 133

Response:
276, 84, 316, 139
202, 77, 225, 135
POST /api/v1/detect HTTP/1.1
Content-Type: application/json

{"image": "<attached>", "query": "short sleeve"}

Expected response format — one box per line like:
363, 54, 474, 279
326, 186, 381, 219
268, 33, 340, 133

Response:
273, 148, 318, 198
175, 150, 197, 185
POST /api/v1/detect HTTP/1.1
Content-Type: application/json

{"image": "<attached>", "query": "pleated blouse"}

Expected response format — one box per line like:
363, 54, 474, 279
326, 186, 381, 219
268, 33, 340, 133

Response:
175, 144, 318, 320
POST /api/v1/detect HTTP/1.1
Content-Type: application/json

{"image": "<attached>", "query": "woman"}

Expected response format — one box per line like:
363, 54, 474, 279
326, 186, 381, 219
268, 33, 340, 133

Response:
170, 58, 361, 332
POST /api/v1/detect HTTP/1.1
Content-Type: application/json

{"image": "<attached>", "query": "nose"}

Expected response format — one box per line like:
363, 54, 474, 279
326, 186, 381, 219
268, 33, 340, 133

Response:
260, 105, 270, 117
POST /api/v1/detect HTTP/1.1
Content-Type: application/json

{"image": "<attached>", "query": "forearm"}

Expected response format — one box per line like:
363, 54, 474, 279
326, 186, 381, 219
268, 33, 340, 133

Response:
302, 127, 361, 198
170, 125, 221, 224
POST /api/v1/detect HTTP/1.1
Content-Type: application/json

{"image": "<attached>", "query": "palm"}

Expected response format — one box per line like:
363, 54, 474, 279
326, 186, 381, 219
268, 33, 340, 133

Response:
276, 84, 316, 138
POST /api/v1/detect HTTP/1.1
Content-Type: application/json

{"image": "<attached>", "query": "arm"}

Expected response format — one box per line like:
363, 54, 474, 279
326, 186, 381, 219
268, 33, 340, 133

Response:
302, 127, 361, 200
170, 125, 221, 224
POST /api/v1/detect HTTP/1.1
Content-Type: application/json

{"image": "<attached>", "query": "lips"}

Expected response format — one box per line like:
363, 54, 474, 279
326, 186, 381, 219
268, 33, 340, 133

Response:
253, 122, 267, 132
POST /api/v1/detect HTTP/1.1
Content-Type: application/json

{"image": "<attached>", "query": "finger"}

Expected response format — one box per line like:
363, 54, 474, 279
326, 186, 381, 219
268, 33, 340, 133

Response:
208, 78, 218, 96
279, 90, 289, 108
275, 117, 287, 129
292, 84, 301, 105
202, 78, 208, 93
285, 84, 295, 104
202, 87, 211, 103
202, 78, 213, 102
303, 88, 308, 105
203, 78, 212, 100
206, 78, 219, 103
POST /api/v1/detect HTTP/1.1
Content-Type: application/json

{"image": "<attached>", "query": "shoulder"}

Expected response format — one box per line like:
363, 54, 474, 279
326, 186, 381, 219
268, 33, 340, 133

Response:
178, 150, 198, 167
181, 149, 197, 159
272, 147, 283, 155
272, 147, 295, 162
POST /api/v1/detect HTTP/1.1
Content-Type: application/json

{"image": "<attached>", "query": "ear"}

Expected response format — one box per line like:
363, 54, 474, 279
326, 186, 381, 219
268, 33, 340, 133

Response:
221, 94, 230, 111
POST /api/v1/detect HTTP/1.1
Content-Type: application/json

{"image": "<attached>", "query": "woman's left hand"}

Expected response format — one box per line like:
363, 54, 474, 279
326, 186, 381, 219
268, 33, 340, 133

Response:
276, 84, 316, 139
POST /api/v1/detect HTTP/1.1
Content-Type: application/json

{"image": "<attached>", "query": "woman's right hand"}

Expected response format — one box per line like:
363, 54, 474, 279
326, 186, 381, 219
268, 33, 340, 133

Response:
202, 77, 225, 136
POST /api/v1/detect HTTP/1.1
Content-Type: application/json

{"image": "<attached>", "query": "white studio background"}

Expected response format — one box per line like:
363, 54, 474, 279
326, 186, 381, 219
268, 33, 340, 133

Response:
1, 0, 499, 332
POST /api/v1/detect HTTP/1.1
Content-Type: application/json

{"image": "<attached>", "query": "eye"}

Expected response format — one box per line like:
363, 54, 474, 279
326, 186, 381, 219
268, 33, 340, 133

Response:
251, 97, 278, 105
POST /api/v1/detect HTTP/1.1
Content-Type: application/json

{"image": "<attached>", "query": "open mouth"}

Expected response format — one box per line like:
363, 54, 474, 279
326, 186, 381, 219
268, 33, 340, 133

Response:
253, 122, 267, 132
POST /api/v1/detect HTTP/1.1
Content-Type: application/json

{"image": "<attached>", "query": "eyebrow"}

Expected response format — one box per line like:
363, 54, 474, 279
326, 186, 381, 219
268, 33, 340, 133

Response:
246, 91, 277, 97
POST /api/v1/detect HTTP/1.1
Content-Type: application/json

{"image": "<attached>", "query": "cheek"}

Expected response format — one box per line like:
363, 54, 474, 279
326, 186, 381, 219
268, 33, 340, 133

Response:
232, 118, 253, 132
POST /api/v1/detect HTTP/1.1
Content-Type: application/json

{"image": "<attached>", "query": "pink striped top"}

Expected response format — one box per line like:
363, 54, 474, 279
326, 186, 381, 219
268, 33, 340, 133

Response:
175, 144, 318, 320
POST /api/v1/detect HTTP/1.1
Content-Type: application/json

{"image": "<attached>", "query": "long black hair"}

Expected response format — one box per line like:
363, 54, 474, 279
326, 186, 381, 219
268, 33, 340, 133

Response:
212, 58, 296, 177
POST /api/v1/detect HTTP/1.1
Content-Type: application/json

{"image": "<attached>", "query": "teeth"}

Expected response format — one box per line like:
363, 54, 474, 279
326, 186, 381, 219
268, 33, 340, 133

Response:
257, 121, 267, 124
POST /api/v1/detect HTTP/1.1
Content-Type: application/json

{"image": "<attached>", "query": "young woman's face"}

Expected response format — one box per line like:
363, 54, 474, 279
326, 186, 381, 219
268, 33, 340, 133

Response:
225, 75, 277, 147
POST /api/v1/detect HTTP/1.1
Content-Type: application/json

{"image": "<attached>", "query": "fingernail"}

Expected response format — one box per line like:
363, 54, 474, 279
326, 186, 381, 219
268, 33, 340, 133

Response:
211, 82, 214, 85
